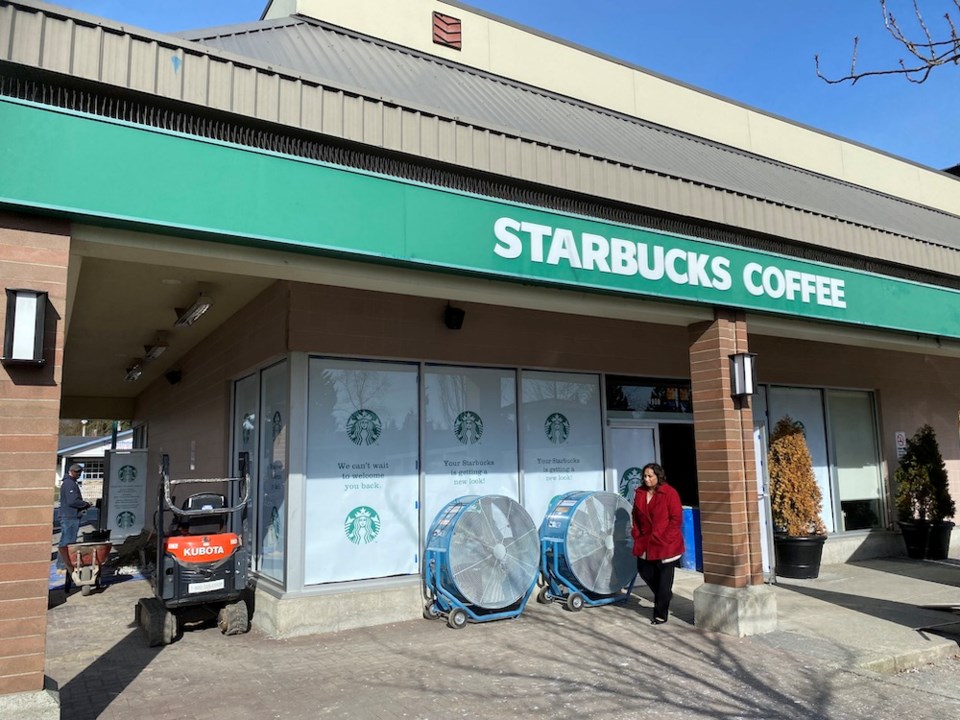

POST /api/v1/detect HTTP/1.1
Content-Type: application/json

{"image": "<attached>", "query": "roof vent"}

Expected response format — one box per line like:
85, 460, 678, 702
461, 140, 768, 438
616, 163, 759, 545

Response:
433, 12, 462, 50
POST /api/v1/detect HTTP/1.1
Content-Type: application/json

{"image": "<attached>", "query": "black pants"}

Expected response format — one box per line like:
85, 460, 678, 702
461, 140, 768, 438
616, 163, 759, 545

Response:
637, 557, 678, 620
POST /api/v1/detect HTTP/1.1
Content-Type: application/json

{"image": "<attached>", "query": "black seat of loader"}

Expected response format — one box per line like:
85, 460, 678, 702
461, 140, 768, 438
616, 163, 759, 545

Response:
180, 493, 225, 535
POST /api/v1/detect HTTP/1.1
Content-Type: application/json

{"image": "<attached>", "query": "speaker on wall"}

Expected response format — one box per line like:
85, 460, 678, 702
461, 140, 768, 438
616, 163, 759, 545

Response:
444, 303, 466, 330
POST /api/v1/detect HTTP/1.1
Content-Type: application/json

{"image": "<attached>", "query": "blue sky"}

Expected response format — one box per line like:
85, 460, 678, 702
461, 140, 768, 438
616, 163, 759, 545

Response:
48, 1, 960, 170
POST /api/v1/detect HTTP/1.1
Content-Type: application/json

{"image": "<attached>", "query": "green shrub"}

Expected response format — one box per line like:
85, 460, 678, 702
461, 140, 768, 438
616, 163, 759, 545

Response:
895, 424, 955, 523
768, 416, 827, 536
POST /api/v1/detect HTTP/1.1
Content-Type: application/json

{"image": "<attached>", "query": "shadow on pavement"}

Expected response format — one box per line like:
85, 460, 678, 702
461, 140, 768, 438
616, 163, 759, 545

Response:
851, 557, 960, 590
57, 629, 162, 720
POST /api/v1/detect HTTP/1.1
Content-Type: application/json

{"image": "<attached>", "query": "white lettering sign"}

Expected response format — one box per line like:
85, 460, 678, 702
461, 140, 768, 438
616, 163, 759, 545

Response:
494, 216, 846, 309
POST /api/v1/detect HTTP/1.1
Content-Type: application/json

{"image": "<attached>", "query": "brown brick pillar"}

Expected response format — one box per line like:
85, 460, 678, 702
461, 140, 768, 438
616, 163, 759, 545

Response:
0, 212, 70, 702
689, 309, 776, 635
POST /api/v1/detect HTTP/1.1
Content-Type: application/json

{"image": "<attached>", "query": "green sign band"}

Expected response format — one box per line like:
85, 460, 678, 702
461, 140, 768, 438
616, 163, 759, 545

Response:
2, 97, 959, 339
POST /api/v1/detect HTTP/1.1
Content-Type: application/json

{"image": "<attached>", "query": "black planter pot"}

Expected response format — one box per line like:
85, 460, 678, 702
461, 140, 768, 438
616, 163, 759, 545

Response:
898, 520, 955, 560
773, 533, 827, 579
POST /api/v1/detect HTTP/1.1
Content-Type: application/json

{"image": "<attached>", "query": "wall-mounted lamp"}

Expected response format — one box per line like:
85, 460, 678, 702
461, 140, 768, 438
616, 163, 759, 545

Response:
444, 302, 466, 330
729, 352, 758, 398
125, 360, 144, 382
2, 288, 48, 366
143, 334, 168, 362
174, 293, 214, 328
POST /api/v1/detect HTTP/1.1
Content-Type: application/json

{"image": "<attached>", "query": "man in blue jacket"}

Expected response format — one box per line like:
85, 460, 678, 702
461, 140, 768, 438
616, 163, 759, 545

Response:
57, 464, 91, 572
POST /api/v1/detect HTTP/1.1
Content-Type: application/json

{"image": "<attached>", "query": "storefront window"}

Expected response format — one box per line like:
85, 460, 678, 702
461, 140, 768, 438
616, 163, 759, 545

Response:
304, 359, 419, 584
520, 370, 604, 520
762, 386, 884, 534
423, 365, 518, 530
606, 375, 693, 420
827, 390, 884, 531
258, 361, 288, 582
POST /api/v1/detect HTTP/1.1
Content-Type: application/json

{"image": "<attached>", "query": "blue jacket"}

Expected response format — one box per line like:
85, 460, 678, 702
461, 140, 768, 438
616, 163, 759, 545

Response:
59, 475, 90, 520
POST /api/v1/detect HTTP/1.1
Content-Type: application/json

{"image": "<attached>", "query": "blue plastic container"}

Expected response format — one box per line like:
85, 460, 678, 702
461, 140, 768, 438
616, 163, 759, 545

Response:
681, 506, 703, 571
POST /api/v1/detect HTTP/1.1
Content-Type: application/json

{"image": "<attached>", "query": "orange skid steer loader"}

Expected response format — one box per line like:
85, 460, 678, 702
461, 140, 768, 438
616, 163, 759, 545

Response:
136, 453, 251, 646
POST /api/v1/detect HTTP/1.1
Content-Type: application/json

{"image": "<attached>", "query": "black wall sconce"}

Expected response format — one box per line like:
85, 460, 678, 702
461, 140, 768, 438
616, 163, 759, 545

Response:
444, 303, 466, 330
2, 288, 48, 366
729, 352, 758, 398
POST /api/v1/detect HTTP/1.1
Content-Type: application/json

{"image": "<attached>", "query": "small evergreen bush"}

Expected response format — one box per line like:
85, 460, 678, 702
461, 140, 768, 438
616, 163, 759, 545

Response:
768, 416, 827, 536
895, 424, 955, 523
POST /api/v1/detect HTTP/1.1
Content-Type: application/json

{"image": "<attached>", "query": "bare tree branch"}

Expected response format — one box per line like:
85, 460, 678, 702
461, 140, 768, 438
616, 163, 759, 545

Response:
816, 0, 960, 84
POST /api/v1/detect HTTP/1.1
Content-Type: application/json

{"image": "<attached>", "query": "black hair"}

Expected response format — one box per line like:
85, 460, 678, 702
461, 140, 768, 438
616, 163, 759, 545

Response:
641, 462, 667, 486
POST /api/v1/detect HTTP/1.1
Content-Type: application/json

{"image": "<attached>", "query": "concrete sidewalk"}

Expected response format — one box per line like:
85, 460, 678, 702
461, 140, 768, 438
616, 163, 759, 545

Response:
30, 558, 960, 719
673, 558, 960, 673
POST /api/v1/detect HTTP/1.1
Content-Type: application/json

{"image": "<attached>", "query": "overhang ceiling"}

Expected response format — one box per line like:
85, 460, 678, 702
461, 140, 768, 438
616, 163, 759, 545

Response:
62, 255, 272, 409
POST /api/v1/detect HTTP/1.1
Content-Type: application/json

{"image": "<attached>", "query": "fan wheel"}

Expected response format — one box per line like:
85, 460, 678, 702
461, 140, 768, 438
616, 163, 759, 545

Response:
446, 607, 468, 630
536, 586, 552, 604
423, 602, 441, 620
566, 592, 585, 612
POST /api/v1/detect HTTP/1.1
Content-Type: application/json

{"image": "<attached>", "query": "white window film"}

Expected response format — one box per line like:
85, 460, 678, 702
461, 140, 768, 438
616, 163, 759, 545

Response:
258, 361, 288, 582
520, 370, 604, 521
305, 359, 419, 584
423, 365, 519, 530
827, 390, 884, 531
233, 373, 259, 571
766, 386, 835, 533
607, 427, 657, 504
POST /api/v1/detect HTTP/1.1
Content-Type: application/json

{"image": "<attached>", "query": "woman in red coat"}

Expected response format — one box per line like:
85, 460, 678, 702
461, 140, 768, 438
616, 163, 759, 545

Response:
631, 462, 684, 624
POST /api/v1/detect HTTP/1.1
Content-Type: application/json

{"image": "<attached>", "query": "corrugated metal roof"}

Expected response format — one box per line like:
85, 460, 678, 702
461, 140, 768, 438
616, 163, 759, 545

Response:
179, 15, 960, 251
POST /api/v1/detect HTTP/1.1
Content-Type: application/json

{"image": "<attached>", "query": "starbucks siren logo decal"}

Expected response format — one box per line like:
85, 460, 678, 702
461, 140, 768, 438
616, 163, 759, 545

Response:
544, 413, 570, 445
116, 511, 136, 529
346, 409, 382, 446
118, 464, 137, 483
454, 411, 483, 445
344, 506, 381, 544
619, 467, 644, 499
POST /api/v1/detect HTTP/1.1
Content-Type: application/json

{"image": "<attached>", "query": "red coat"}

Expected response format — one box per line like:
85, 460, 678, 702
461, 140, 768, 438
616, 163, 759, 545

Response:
631, 482, 685, 561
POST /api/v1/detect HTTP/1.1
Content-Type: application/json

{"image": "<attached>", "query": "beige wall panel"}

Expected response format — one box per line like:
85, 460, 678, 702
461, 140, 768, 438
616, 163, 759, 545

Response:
155, 46, 184, 100
841, 142, 924, 206
39, 16, 73, 73
419, 114, 439, 159
534, 144, 553, 186
321, 88, 344, 138
747, 112, 845, 181
399, 107, 420, 155
230, 65, 257, 117
254, 72, 280, 123
487, 133, 507, 176
301, 82, 324, 133
206, 60, 234, 111
362, 99, 384, 147
381, 104, 402, 151
278, 78, 302, 127
437, 118, 456, 163
518, 141, 536, 184
127, 40, 158, 94
0, 4, 13, 61
8, 5, 41, 65
342, 93, 364, 143
454, 123, 474, 167
69, 21, 101, 81
505, 136, 526, 178
181, 53, 209, 106
471, 130, 490, 172
135, 282, 290, 490
99, 31, 129, 86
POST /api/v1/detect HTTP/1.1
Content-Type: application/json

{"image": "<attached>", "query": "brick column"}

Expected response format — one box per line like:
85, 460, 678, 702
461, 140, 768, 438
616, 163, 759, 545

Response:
689, 309, 776, 635
0, 212, 70, 710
